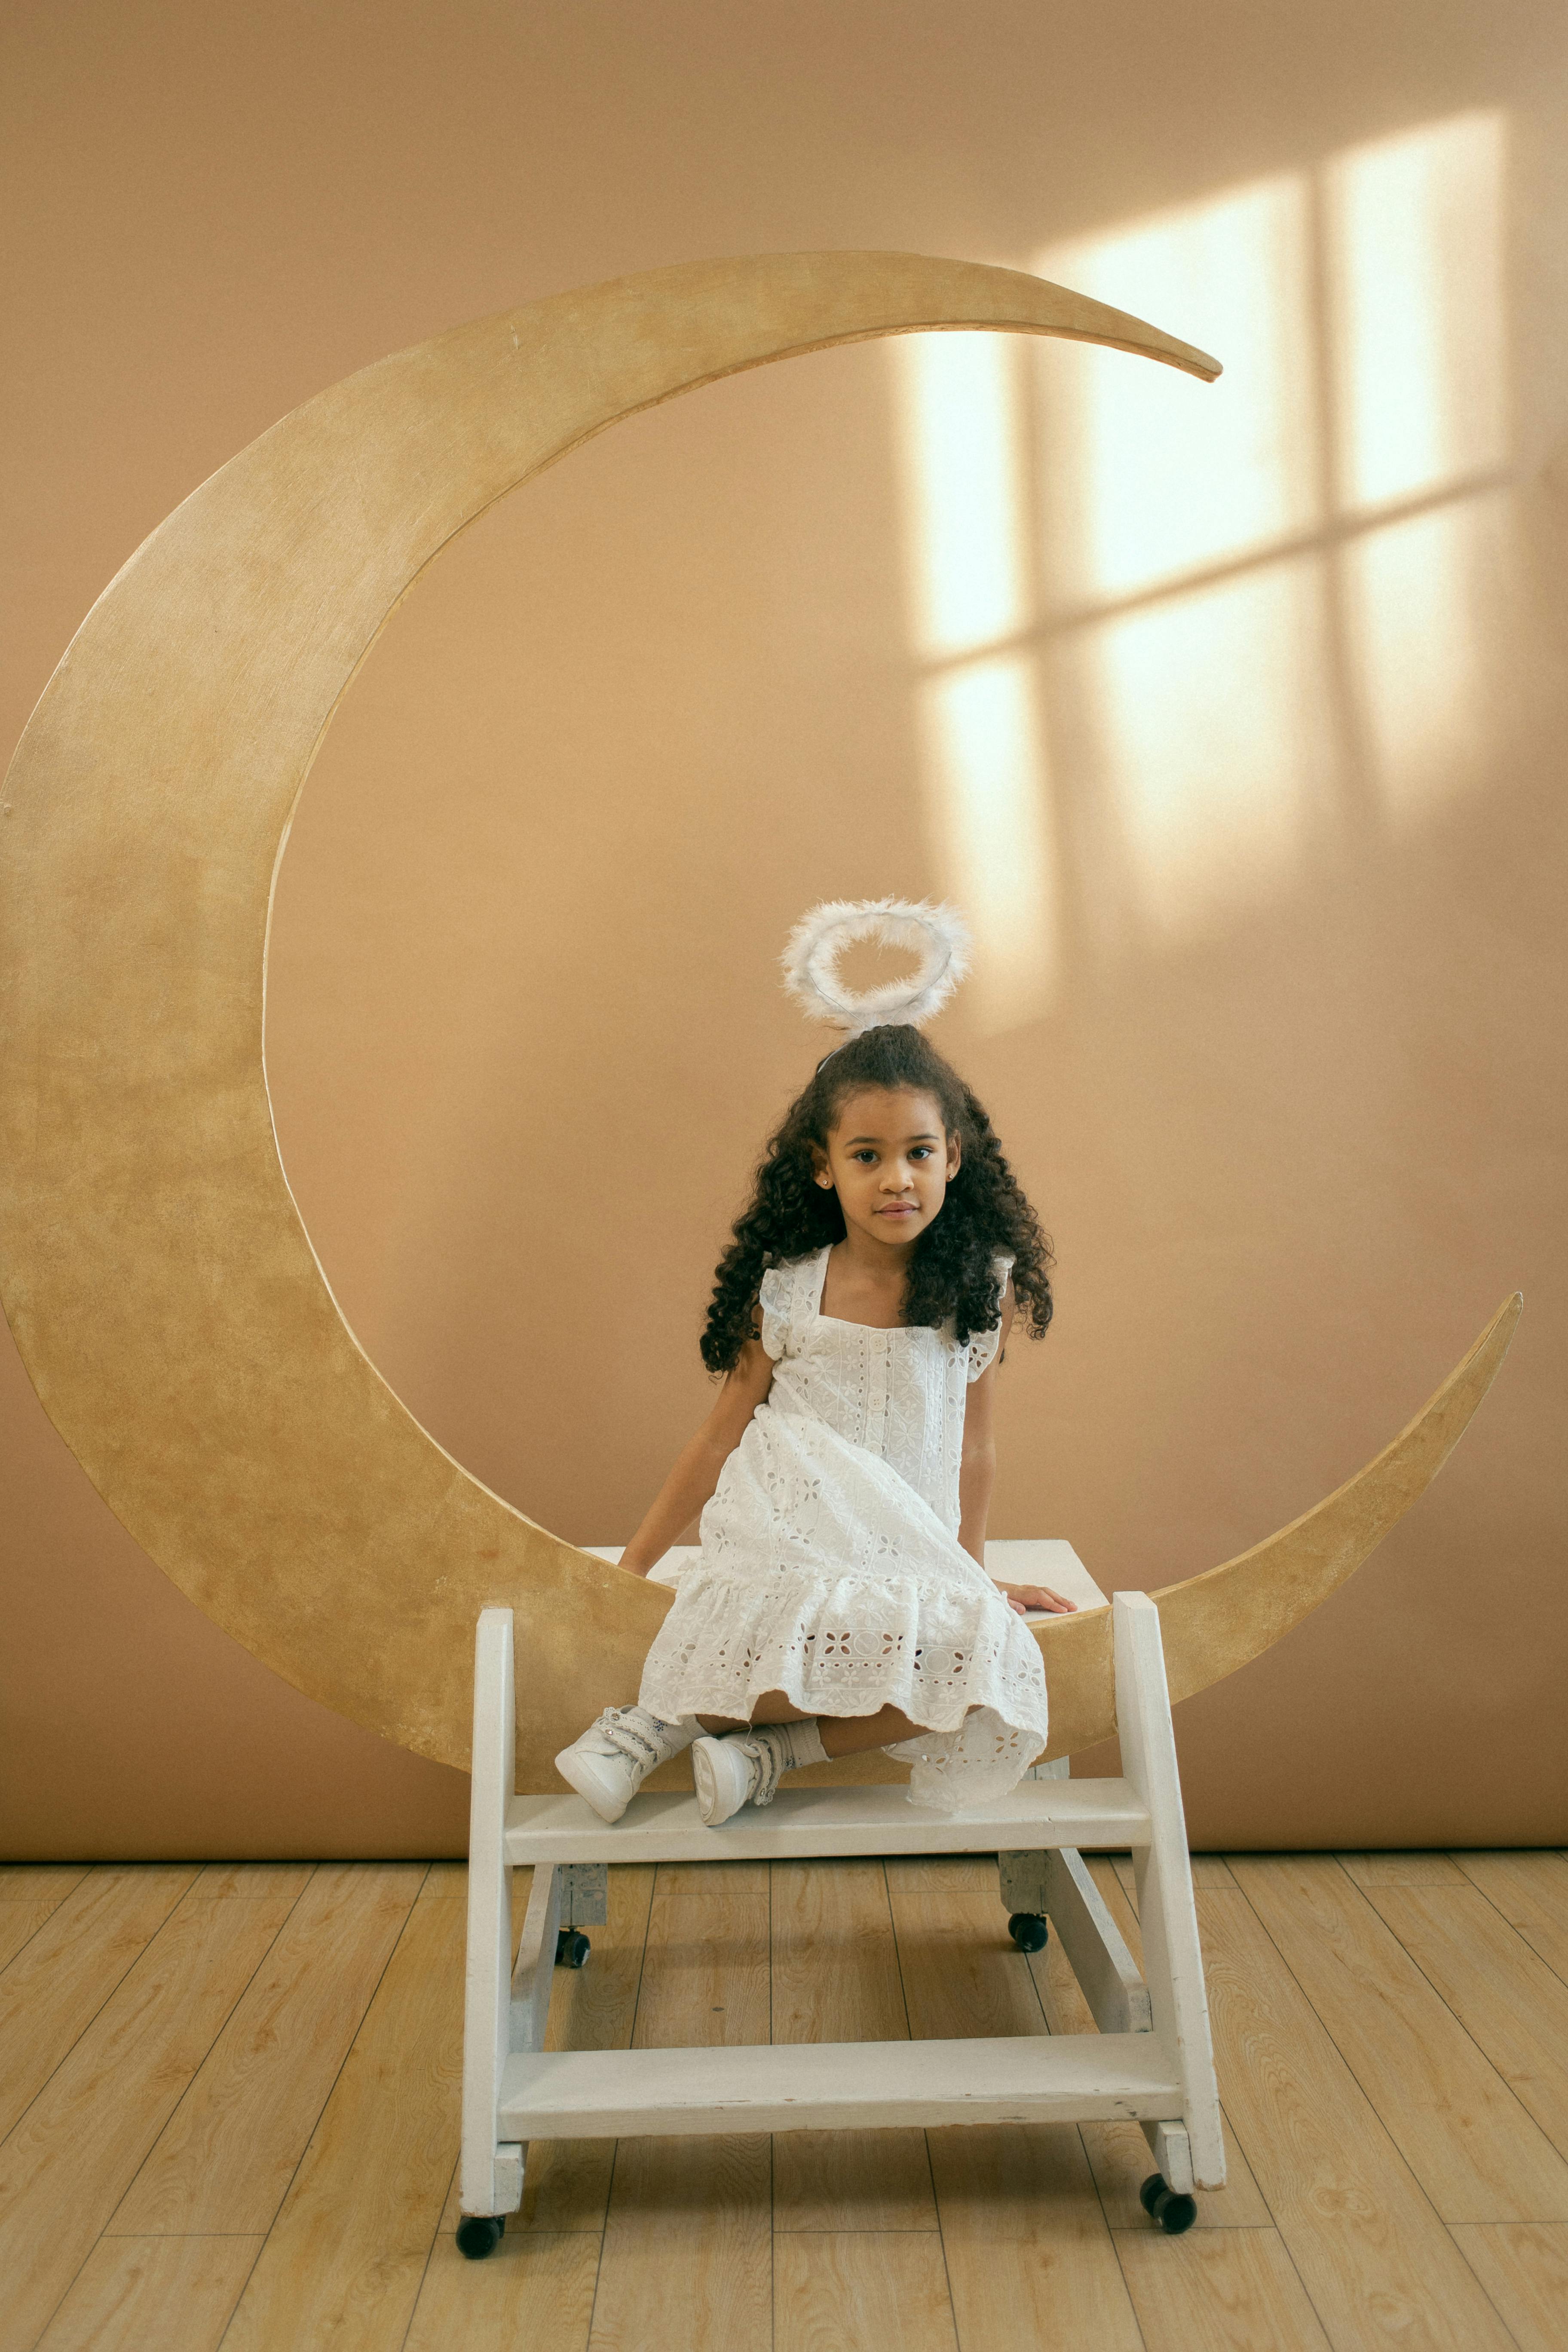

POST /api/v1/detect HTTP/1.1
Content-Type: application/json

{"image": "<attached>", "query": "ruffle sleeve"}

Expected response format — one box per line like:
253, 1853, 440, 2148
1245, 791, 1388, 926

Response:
965, 1254, 1015, 1382
756, 1262, 794, 1361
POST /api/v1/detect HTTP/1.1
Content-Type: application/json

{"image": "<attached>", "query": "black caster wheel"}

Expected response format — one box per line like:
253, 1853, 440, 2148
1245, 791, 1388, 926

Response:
555, 1928, 591, 1969
456, 2214, 505, 2260
1140, 2172, 1197, 2234
1008, 1912, 1049, 1954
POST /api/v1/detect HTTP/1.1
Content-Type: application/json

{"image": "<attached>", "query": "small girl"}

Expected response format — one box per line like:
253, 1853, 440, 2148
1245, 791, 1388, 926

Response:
556, 899, 1075, 1828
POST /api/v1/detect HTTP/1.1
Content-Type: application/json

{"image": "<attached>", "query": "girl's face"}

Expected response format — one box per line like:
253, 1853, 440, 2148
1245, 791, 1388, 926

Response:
813, 1085, 960, 1251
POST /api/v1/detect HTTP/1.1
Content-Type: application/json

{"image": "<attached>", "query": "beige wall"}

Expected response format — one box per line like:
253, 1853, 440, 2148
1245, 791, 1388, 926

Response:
3, 0, 1564, 1856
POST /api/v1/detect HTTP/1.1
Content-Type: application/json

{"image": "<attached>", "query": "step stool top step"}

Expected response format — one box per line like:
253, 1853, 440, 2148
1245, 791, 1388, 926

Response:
504, 1777, 1149, 1865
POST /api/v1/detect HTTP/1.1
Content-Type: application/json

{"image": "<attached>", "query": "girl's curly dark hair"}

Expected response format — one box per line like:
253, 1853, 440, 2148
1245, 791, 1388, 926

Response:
701, 1024, 1054, 1373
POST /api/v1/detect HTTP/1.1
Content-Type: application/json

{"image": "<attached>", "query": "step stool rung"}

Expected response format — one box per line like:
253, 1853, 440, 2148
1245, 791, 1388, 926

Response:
499, 2031, 1184, 2140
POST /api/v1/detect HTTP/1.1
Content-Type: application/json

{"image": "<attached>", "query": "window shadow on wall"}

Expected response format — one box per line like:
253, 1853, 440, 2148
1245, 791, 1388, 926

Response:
892, 109, 1518, 1035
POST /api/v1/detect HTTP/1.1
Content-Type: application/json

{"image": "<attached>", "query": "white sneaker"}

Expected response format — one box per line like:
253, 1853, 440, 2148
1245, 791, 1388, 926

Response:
690, 1733, 767, 1826
691, 1721, 821, 1825
555, 1707, 696, 1825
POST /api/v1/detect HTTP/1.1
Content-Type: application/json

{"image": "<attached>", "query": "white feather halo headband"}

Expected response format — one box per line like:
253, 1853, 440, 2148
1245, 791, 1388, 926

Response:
781, 897, 971, 1038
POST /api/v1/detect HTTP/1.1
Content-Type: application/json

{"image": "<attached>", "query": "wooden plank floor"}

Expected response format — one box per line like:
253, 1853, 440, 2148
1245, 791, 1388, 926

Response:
0, 1849, 1564, 2352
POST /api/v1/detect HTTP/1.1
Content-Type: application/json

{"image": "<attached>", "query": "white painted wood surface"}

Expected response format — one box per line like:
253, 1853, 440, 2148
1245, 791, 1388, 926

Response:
1146, 2118, 1195, 2196
499, 2030, 1184, 2140
460, 1607, 520, 2218
1114, 1589, 1227, 2191
1043, 1846, 1153, 2035
505, 1779, 1150, 1865
508, 1861, 562, 2058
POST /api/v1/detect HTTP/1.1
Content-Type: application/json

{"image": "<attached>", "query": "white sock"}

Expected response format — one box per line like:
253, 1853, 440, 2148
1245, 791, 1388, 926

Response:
773, 1717, 828, 1771
733, 1716, 830, 1807
643, 1708, 701, 1750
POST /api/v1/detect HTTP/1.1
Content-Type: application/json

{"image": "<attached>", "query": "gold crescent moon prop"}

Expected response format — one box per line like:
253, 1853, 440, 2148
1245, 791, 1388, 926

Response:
0, 251, 1511, 1790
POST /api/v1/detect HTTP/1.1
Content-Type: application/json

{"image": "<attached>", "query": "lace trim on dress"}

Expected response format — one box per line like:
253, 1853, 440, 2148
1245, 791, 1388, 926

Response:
757, 1262, 793, 1362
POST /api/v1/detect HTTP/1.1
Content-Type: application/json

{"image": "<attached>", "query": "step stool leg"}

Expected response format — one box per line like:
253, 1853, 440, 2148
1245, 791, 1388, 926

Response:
557, 1862, 608, 1964
1143, 2119, 1194, 2194
1113, 1590, 1226, 2193
1000, 1753, 1065, 1953
461, 1608, 525, 2224
511, 1862, 564, 2054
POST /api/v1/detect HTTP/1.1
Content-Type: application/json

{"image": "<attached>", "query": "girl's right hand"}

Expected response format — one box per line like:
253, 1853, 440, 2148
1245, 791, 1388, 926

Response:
995, 1581, 1077, 1616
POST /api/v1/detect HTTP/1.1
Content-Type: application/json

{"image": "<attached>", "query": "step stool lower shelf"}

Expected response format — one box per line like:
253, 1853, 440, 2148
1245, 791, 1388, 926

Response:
500, 2030, 1185, 2140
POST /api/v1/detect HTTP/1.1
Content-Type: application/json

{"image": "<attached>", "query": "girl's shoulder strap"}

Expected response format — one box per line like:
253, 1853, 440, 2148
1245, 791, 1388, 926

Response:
758, 1250, 823, 1360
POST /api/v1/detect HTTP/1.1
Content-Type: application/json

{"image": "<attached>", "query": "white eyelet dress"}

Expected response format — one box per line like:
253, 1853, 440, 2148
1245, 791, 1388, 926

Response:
635, 1246, 1051, 1813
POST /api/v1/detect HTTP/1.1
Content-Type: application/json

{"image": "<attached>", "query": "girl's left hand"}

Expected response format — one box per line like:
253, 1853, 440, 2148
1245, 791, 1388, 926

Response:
995, 1581, 1077, 1616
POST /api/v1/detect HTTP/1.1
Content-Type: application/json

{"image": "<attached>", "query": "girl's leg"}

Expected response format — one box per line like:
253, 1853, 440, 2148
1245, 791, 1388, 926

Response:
698, 1691, 928, 1754
816, 1704, 925, 1756
690, 1694, 942, 1827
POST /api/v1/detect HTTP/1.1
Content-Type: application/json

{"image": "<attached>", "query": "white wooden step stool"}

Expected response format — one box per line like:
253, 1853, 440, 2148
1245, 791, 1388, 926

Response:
458, 1544, 1224, 2257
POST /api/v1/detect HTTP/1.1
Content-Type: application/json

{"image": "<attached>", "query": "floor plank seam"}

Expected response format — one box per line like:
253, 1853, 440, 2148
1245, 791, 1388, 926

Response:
1223, 2102, 1339, 2352
581, 2165, 614, 2352
1156, 1864, 1421, 2352
622, 1861, 659, 2054
1264, 2206, 1342, 2352
924, 2137, 969, 2352
582, 1863, 650, 2352
96, 2227, 286, 2238
1090, 2119, 1153, 2352
395, 2151, 459, 2352
19, 1868, 312, 2352
890, 1859, 999, 2352
0, 1891, 80, 1982
595, 1867, 658, 2342
768, 2222, 945, 2233
103, 1865, 318, 2242
1449, 1853, 1568, 1994
1222, 1859, 1525, 2300
1446, 2223, 1536, 2352
1357, 1869, 1568, 2178
209, 2229, 271, 2352
1321, 1859, 1568, 2202
882, 1859, 919, 2043
209, 1864, 428, 2349
0, 1865, 194, 2156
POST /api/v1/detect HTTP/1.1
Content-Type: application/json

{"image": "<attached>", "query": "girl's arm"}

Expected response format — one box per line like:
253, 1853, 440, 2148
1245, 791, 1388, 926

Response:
619, 1331, 776, 1576
960, 1287, 1077, 1616
957, 1285, 1013, 1564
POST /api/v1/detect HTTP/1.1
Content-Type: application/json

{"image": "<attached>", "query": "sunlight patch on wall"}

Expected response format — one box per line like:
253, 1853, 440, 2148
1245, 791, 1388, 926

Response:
894, 331, 1054, 1026
1035, 178, 1318, 600
1326, 112, 1509, 511
1075, 562, 1327, 935
892, 331, 1029, 658
889, 108, 1512, 995
1341, 489, 1517, 821
915, 652, 1057, 1030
